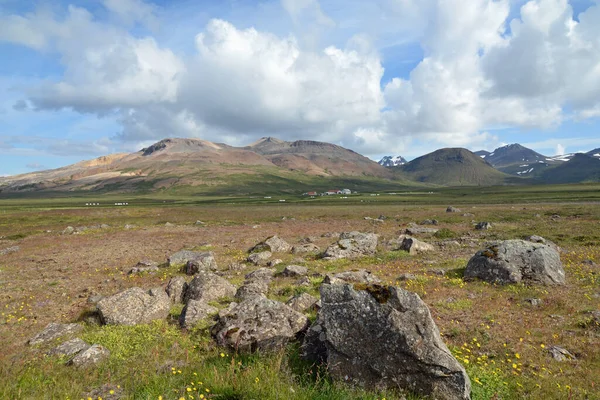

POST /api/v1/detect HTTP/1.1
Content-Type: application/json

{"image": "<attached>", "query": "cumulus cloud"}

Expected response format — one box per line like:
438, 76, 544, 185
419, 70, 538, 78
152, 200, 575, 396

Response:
1, 0, 600, 159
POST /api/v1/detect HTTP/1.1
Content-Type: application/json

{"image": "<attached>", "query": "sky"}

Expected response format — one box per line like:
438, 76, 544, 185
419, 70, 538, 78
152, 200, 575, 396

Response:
1, 0, 599, 176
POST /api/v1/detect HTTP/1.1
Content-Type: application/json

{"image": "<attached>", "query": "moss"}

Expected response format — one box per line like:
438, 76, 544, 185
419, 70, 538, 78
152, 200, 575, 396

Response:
353, 283, 392, 304
482, 245, 499, 259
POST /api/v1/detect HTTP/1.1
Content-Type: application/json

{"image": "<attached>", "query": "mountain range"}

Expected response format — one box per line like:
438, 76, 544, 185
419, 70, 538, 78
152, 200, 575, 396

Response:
1, 137, 599, 195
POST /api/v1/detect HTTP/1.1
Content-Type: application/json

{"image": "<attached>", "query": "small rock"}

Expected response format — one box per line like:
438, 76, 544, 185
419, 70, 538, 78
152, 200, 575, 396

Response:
322, 232, 378, 260
185, 252, 218, 275
397, 273, 417, 281
420, 219, 439, 225
475, 222, 492, 230
249, 236, 291, 253
548, 346, 576, 361
267, 259, 283, 267
166, 276, 187, 304
0, 246, 20, 256
245, 267, 275, 282
62, 226, 75, 235
179, 300, 218, 329
524, 298, 543, 306
291, 244, 321, 254
184, 271, 237, 304
82, 384, 124, 400
404, 227, 439, 235
195, 220, 205, 225
296, 276, 312, 287
28, 323, 83, 346
446, 206, 461, 213
247, 251, 272, 265
235, 280, 269, 301
323, 269, 381, 285
124, 224, 136, 230
68, 344, 110, 367
227, 262, 247, 271
47, 338, 90, 357
286, 292, 318, 312
399, 237, 435, 255
280, 265, 308, 277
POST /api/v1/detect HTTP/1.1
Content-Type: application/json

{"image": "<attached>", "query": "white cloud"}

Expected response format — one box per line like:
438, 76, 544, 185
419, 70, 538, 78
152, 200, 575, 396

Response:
1, 0, 600, 160
555, 143, 566, 155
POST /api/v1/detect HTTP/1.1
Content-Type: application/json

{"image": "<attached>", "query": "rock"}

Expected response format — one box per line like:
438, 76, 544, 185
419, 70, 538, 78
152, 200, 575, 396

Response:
235, 280, 269, 301
227, 262, 247, 272
296, 276, 312, 287
68, 344, 110, 367
446, 206, 461, 213
420, 219, 439, 225
428, 269, 447, 276
166, 276, 187, 304
185, 252, 218, 274
299, 236, 318, 244
464, 240, 566, 285
405, 227, 439, 235
184, 271, 237, 304
524, 298, 543, 306
218, 302, 238, 318
28, 323, 83, 346
169, 250, 216, 269
524, 235, 560, 251
179, 300, 218, 329
400, 237, 435, 255
97, 287, 171, 326
475, 222, 492, 230
245, 267, 275, 282
462, 213, 475, 217
87, 294, 104, 304
291, 244, 321, 254
82, 384, 124, 400
302, 284, 471, 400
323, 269, 381, 285
0, 246, 19, 256
212, 297, 309, 353
195, 220, 205, 225
548, 346, 576, 361
250, 236, 291, 253
129, 264, 159, 275
322, 232, 378, 260
124, 224, 136, 230
47, 338, 90, 357
321, 232, 340, 238
398, 273, 417, 281
286, 292, 318, 312
280, 265, 308, 277
247, 251, 272, 265
267, 259, 282, 267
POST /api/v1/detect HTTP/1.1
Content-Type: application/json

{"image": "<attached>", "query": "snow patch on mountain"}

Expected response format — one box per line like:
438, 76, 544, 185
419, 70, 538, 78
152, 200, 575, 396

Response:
378, 155, 407, 167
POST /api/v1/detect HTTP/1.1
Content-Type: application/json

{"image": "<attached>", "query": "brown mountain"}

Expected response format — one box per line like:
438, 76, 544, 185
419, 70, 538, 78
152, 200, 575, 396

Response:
0, 137, 393, 194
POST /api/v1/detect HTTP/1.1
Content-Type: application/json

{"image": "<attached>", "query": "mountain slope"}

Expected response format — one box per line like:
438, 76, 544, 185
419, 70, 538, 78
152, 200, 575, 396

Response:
537, 153, 600, 184
399, 148, 509, 186
0, 137, 399, 195
474, 150, 490, 158
481, 144, 552, 176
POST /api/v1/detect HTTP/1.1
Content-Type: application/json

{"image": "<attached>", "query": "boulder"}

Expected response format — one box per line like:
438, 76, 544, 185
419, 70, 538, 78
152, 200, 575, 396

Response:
28, 322, 83, 346
475, 222, 492, 230
184, 271, 237, 304
548, 346, 576, 362
97, 287, 171, 326
405, 227, 439, 235
212, 297, 309, 353
420, 219, 439, 225
168, 250, 216, 269
245, 267, 275, 282
247, 251, 272, 265
47, 338, 90, 357
464, 240, 565, 285
286, 292, 319, 312
68, 344, 110, 367
185, 252, 218, 274
400, 237, 435, 255
267, 259, 282, 267
280, 265, 308, 277
291, 244, 321, 255
302, 284, 471, 400
0, 246, 19, 256
249, 236, 291, 253
446, 206, 461, 213
179, 300, 218, 329
524, 235, 560, 251
323, 269, 381, 285
129, 260, 160, 275
165, 276, 187, 304
235, 280, 269, 301
322, 232, 378, 260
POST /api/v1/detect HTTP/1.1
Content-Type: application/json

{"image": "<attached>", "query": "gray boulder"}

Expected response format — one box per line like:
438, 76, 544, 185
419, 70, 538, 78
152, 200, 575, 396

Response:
322, 232, 378, 260
548, 346, 576, 362
97, 287, 171, 326
168, 250, 216, 269
247, 251, 272, 265
286, 292, 319, 312
446, 206, 461, 213
250, 236, 291, 253
185, 252, 217, 274
303, 284, 471, 400
245, 267, 275, 282
212, 296, 309, 353
0, 246, 19, 256
475, 222, 492, 230
184, 271, 237, 303
292, 244, 321, 255
267, 259, 283, 267
400, 237, 435, 255
129, 260, 160, 275
68, 344, 110, 367
47, 338, 90, 357
323, 269, 381, 285
280, 265, 308, 277
405, 226, 439, 235
464, 240, 565, 285
420, 219, 439, 225
28, 322, 83, 346
165, 276, 187, 304
179, 300, 218, 329
235, 280, 269, 301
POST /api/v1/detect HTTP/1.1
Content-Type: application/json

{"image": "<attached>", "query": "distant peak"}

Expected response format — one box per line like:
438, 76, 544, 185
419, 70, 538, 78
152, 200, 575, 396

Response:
249, 137, 286, 147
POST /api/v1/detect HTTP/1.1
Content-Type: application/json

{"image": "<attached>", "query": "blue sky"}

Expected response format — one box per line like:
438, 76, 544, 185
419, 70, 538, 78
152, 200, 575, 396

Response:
1, 0, 599, 176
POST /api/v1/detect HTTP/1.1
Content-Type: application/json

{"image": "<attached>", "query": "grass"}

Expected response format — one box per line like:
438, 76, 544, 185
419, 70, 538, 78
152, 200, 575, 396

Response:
1, 192, 599, 399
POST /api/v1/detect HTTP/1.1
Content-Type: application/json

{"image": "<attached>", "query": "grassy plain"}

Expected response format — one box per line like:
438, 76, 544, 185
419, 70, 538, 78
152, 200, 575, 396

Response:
0, 184, 599, 399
